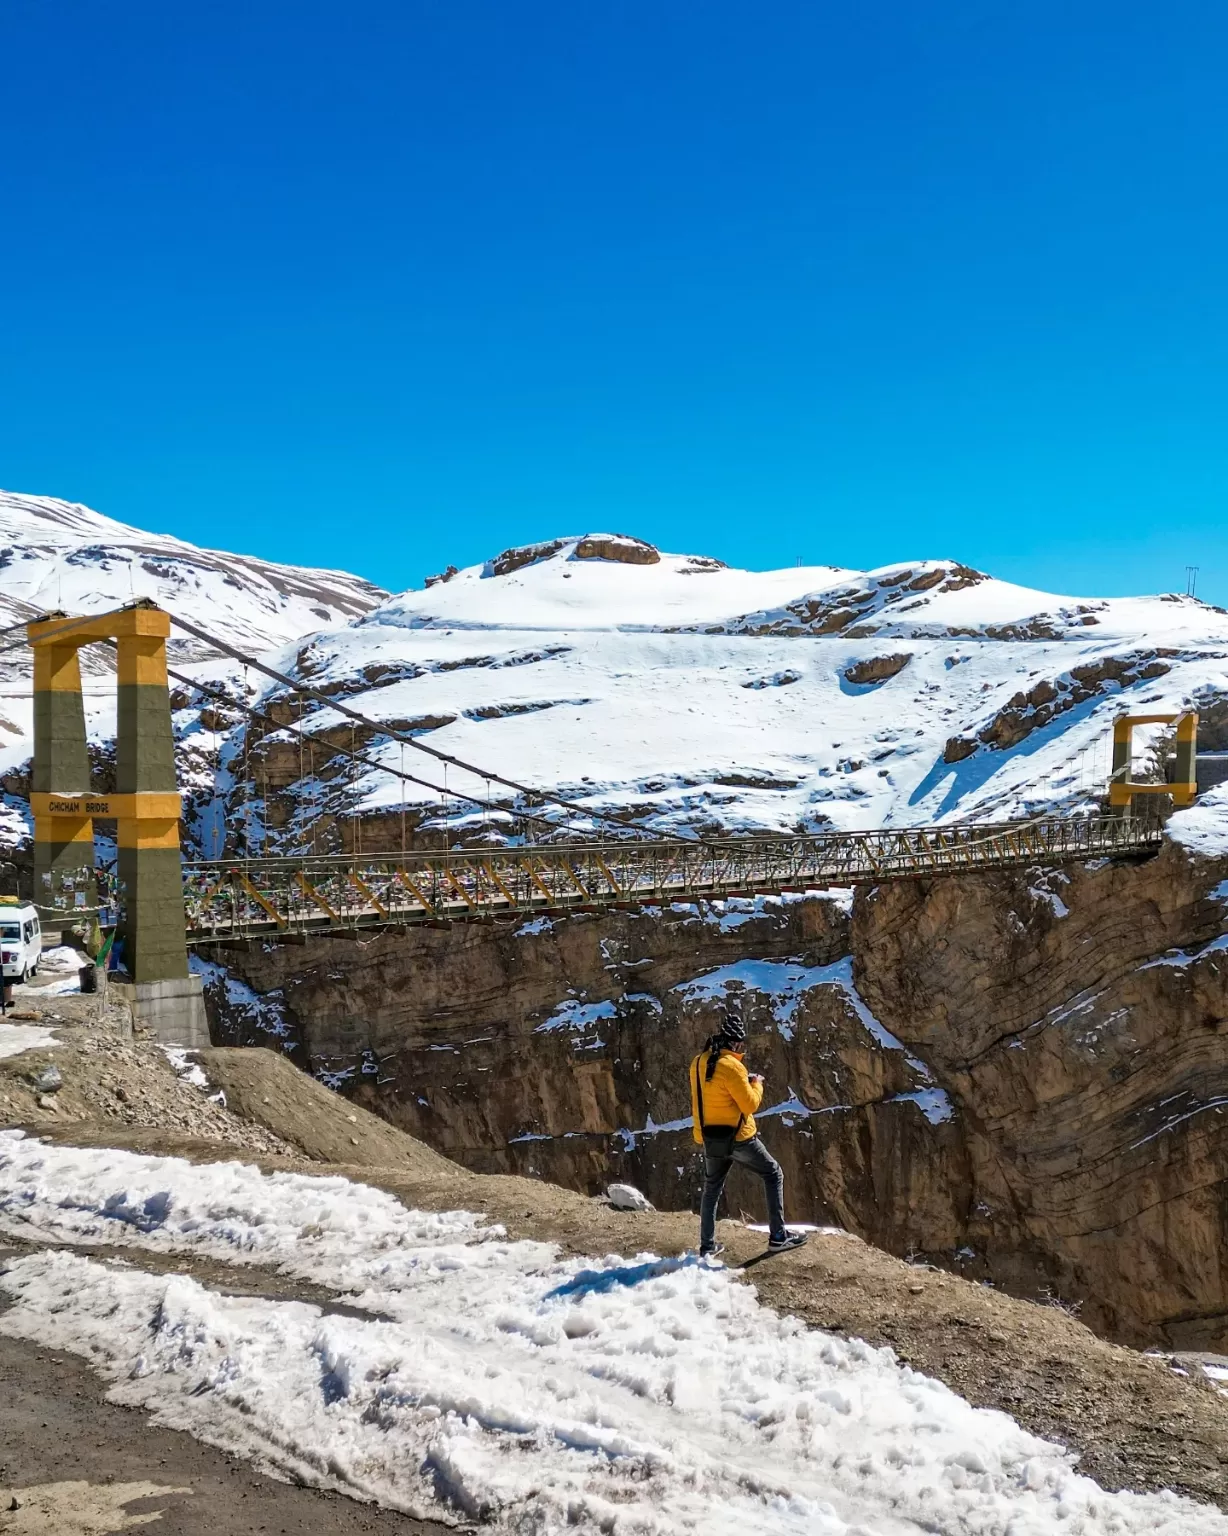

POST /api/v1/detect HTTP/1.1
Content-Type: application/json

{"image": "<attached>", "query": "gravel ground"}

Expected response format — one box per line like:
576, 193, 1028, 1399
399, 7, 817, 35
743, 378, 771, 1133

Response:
0, 991, 293, 1156
0, 1322, 449, 1535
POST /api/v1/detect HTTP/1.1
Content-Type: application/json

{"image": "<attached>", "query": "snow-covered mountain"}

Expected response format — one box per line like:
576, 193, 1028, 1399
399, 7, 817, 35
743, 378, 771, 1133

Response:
0, 491, 386, 651
0, 491, 387, 840
1, 498, 1226, 851
232, 532, 1228, 846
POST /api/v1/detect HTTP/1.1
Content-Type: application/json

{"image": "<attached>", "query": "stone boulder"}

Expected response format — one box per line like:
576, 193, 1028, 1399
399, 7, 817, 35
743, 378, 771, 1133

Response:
573, 534, 661, 565
845, 654, 912, 687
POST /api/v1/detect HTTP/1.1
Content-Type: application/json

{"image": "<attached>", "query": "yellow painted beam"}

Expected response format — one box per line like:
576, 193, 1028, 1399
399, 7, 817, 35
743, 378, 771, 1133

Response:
442, 868, 477, 908
594, 854, 623, 896
28, 607, 171, 647
392, 868, 434, 911
32, 644, 85, 692
116, 635, 169, 687
519, 859, 556, 903
117, 817, 181, 851
34, 814, 93, 845
31, 792, 183, 819
295, 871, 340, 923
482, 862, 517, 905
348, 870, 388, 919
237, 873, 287, 929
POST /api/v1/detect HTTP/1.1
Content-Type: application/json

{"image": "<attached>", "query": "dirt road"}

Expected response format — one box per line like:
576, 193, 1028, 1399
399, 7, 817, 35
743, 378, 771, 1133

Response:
0, 1327, 450, 1534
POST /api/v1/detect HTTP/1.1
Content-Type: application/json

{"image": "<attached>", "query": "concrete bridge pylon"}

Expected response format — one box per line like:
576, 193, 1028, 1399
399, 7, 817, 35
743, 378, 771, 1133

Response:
28, 602, 205, 1044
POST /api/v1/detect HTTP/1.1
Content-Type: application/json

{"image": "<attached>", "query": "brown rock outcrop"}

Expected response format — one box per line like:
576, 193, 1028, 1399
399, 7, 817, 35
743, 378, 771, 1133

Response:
573, 534, 661, 565
977, 651, 1175, 753
845, 654, 912, 686
852, 843, 1228, 1348
489, 540, 568, 577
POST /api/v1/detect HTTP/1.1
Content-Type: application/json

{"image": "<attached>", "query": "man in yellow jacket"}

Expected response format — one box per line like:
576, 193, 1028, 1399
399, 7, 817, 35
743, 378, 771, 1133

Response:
689, 1013, 807, 1259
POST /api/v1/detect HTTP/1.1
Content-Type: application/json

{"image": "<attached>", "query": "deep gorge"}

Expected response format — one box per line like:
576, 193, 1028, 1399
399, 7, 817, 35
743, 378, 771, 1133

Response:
198, 836, 1228, 1352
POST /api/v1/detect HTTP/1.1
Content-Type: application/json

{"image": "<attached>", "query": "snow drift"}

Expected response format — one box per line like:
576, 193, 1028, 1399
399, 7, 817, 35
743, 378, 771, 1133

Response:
0, 1133, 1223, 1534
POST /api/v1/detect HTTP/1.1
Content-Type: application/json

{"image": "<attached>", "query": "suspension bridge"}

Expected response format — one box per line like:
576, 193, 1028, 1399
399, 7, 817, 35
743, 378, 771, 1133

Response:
15, 601, 1195, 1036
181, 813, 1163, 939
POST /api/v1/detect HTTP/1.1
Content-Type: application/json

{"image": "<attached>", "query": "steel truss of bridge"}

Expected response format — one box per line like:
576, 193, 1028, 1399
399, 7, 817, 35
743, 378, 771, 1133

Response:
184, 812, 1164, 942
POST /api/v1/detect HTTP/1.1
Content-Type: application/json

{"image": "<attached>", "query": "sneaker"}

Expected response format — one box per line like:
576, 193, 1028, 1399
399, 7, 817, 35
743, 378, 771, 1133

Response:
767, 1230, 808, 1253
699, 1242, 726, 1260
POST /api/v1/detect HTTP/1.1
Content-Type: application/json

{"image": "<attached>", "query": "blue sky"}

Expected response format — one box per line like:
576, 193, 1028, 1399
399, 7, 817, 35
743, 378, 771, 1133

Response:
3, 2, 1227, 601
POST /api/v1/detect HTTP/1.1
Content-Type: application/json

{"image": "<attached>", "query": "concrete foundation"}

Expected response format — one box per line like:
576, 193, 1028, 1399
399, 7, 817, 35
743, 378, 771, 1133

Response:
110, 974, 209, 1049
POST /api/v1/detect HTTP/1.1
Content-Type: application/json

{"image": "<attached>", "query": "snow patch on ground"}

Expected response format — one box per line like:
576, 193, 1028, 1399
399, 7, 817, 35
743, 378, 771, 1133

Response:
0, 1021, 58, 1060
37, 945, 87, 973
0, 1134, 1220, 1535
158, 1046, 210, 1090
157, 1046, 225, 1105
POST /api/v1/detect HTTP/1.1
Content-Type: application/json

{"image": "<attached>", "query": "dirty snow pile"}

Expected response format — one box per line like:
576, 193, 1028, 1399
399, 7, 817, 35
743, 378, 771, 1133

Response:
0, 1021, 58, 1061
0, 1134, 1222, 1535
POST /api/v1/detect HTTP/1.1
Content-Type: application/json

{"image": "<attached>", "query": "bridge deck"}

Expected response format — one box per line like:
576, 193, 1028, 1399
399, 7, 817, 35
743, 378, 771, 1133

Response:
183, 813, 1163, 941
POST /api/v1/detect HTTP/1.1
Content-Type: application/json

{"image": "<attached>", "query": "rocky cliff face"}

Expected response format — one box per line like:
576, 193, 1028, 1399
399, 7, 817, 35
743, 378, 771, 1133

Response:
199, 837, 1228, 1351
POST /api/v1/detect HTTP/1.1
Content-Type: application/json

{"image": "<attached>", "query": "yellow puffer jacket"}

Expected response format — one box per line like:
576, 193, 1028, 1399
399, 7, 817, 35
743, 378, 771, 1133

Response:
689, 1049, 762, 1144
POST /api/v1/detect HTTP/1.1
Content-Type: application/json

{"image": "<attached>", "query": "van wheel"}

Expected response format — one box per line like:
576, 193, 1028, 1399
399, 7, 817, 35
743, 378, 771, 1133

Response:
16, 967, 26, 985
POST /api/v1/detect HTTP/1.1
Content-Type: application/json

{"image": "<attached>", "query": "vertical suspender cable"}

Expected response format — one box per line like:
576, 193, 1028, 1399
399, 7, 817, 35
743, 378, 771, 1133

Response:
245, 666, 255, 866
309, 739, 317, 856
350, 722, 357, 857
297, 692, 305, 854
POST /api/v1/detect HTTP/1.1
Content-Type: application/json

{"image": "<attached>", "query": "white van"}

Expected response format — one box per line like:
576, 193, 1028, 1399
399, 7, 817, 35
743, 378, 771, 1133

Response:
0, 902, 41, 982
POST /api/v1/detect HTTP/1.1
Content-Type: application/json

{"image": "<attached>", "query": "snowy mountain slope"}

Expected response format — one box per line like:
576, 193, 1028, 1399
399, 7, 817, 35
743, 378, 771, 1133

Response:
0, 491, 387, 842
0, 501, 1224, 851
1, 1135, 1222, 1535
0, 491, 387, 652
229, 535, 1228, 846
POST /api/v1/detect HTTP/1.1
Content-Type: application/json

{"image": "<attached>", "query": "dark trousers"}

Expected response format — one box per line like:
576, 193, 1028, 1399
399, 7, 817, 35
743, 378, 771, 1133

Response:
700, 1134, 785, 1250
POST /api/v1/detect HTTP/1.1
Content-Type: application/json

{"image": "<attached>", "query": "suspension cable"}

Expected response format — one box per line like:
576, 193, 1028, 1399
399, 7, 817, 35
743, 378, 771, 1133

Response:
161, 660, 569, 835
8, 601, 666, 841
165, 610, 660, 840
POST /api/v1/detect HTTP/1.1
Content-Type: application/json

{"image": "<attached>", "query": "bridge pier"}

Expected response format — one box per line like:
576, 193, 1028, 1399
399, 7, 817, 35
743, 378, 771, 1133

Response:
113, 611, 191, 987
28, 605, 204, 1046
30, 625, 96, 920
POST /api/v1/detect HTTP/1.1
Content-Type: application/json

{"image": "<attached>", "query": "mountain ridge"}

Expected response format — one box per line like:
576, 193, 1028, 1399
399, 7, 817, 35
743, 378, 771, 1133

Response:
0, 494, 1226, 851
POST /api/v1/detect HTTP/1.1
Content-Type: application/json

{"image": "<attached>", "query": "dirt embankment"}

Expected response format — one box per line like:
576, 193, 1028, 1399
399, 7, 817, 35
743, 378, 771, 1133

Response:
10, 1026, 1228, 1515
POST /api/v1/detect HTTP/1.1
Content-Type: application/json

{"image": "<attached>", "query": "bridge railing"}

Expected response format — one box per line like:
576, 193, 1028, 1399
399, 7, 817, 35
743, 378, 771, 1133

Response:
182, 812, 1166, 940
